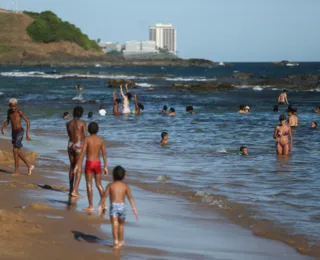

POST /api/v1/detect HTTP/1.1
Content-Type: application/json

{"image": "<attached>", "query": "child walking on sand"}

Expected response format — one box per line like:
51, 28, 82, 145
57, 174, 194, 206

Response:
75, 122, 108, 212
98, 166, 138, 248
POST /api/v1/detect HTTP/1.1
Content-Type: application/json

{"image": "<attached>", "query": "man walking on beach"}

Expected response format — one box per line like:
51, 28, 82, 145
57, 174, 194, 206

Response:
67, 106, 86, 197
1, 98, 34, 176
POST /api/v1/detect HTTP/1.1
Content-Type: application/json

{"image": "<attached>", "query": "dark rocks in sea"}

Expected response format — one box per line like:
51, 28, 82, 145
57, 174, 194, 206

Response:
108, 79, 136, 88
232, 73, 254, 79
170, 82, 235, 91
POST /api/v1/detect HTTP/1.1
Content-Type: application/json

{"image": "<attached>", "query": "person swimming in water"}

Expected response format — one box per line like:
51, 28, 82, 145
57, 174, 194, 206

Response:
120, 84, 132, 114
278, 89, 289, 105
239, 146, 248, 155
76, 85, 85, 91
160, 105, 168, 114
238, 104, 246, 114
288, 109, 299, 127
315, 107, 320, 113
88, 112, 93, 119
168, 108, 176, 116
133, 94, 144, 115
160, 132, 168, 145
63, 112, 70, 120
311, 121, 317, 129
113, 91, 122, 116
273, 114, 293, 155
186, 106, 196, 114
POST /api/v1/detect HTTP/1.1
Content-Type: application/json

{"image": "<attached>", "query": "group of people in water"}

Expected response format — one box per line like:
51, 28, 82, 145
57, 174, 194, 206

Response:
1, 86, 319, 248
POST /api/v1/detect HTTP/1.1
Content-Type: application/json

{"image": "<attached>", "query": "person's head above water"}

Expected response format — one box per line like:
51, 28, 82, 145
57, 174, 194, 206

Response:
100, 105, 104, 110
161, 132, 168, 139
273, 105, 279, 112
162, 105, 168, 111
73, 106, 84, 118
240, 146, 248, 155
311, 121, 317, 128
88, 122, 99, 135
239, 104, 245, 110
186, 105, 194, 112
113, 165, 126, 181
279, 114, 286, 122
63, 112, 69, 118
169, 108, 175, 113
88, 111, 93, 118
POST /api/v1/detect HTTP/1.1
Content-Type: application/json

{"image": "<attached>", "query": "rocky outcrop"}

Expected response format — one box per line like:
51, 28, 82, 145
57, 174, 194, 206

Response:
0, 150, 38, 164
108, 79, 136, 88
169, 82, 235, 91
232, 73, 253, 79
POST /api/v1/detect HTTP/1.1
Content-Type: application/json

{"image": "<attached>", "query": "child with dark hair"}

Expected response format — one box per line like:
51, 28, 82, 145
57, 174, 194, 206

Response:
133, 94, 144, 115
168, 108, 176, 116
311, 121, 317, 129
160, 105, 168, 114
98, 166, 138, 248
73, 106, 84, 118
75, 122, 108, 211
88, 111, 93, 118
113, 91, 122, 116
160, 132, 168, 145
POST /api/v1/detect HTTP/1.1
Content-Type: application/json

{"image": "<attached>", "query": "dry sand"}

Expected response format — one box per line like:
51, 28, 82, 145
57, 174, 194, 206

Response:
0, 137, 315, 259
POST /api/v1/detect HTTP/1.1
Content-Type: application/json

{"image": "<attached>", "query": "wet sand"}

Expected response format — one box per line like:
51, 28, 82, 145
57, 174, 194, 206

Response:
0, 137, 314, 259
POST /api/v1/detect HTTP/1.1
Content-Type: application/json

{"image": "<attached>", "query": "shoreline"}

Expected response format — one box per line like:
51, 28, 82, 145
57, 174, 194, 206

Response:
0, 137, 316, 259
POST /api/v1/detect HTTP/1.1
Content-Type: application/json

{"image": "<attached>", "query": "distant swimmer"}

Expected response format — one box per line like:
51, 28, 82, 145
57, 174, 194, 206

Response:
98, 166, 138, 248
278, 89, 289, 105
76, 84, 85, 91
168, 107, 176, 116
273, 114, 293, 155
74, 122, 108, 212
311, 121, 317, 129
244, 106, 250, 113
186, 105, 196, 114
88, 111, 93, 119
113, 91, 121, 116
1, 98, 34, 176
273, 105, 279, 112
120, 84, 132, 114
160, 105, 168, 114
66, 106, 86, 197
99, 105, 107, 116
63, 112, 70, 120
239, 146, 248, 156
132, 94, 144, 115
160, 132, 168, 145
315, 107, 320, 113
238, 104, 246, 114
288, 109, 299, 127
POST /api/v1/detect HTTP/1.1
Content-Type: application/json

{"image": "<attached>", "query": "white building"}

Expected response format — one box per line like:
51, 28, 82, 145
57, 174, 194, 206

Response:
141, 40, 156, 51
123, 40, 158, 58
149, 24, 176, 54
124, 41, 141, 52
98, 41, 122, 53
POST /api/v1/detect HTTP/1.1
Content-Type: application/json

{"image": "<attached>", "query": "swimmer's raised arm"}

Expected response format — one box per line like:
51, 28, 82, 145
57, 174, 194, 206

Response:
120, 85, 126, 98
113, 91, 117, 103
125, 84, 128, 93
134, 94, 139, 109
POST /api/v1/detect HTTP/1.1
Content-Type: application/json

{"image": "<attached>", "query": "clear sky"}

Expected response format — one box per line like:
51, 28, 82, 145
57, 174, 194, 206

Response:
5, 0, 320, 61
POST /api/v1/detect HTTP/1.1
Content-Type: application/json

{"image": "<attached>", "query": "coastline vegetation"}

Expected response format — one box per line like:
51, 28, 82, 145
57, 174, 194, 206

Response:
24, 11, 101, 51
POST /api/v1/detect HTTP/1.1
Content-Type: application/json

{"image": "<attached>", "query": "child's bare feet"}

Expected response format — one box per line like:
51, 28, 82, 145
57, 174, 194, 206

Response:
70, 191, 82, 198
83, 207, 94, 212
113, 240, 119, 249
28, 165, 34, 176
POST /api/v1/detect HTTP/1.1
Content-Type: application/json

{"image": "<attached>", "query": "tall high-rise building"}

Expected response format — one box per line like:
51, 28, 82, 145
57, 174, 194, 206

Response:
149, 24, 176, 54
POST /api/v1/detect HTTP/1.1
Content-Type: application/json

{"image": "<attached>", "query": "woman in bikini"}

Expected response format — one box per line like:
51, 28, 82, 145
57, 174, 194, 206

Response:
273, 114, 293, 155
113, 91, 121, 116
120, 84, 132, 114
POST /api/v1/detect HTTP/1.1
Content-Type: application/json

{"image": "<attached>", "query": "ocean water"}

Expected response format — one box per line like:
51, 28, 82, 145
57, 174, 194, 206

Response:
0, 63, 319, 249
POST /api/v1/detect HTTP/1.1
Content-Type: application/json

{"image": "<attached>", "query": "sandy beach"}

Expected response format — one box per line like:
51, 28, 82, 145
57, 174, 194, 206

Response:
0, 137, 315, 260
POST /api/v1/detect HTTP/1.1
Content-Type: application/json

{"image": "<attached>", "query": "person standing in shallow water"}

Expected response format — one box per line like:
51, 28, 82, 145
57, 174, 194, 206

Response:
66, 106, 86, 197
278, 89, 289, 105
273, 114, 293, 155
1, 98, 34, 176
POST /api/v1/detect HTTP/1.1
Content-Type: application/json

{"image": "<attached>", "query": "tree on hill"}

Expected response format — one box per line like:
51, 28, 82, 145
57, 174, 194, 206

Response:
24, 11, 101, 51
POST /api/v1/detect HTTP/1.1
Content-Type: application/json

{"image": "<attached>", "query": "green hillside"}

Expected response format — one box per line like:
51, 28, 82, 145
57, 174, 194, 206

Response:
24, 11, 101, 51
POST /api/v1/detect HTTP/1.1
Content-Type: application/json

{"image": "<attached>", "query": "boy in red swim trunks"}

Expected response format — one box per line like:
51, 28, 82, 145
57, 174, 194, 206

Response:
75, 122, 108, 212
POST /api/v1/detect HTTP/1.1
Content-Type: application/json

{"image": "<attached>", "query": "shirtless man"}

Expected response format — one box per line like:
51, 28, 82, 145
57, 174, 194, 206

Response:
66, 106, 86, 197
160, 132, 168, 145
278, 89, 289, 105
75, 122, 108, 212
1, 98, 34, 176
98, 166, 138, 248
